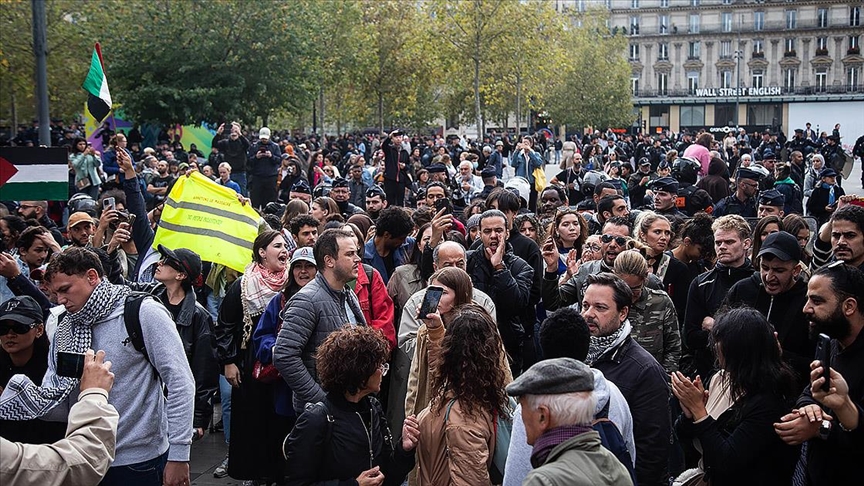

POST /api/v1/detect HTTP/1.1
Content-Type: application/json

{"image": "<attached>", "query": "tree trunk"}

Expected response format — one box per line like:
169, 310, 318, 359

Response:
318, 88, 325, 134
378, 92, 384, 134
473, 57, 482, 140
11, 89, 17, 132
515, 73, 522, 136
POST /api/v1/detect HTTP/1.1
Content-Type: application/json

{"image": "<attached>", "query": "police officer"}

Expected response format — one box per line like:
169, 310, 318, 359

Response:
714, 168, 760, 218
628, 158, 655, 209
673, 157, 714, 216
650, 177, 686, 227
787, 128, 815, 157
757, 189, 786, 218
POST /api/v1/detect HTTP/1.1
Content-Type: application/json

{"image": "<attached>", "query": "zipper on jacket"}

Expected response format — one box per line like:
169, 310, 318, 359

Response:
357, 411, 374, 469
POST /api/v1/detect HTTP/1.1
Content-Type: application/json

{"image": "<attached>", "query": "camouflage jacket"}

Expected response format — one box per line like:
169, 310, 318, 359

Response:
628, 286, 681, 373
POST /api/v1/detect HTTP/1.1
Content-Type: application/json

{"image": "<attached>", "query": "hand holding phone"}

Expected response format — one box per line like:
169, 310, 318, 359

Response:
103, 196, 116, 212
57, 351, 86, 379
417, 286, 444, 325
815, 333, 831, 392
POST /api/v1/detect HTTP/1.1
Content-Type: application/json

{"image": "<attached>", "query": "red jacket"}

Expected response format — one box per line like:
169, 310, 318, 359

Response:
354, 263, 396, 349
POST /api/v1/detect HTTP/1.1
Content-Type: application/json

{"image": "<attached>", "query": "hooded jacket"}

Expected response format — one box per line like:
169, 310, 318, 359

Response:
724, 273, 815, 383
683, 260, 754, 379
503, 368, 636, 486
696, 158, 731, 203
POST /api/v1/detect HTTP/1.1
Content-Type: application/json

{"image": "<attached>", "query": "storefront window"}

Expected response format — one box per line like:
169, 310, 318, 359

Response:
747, 104, 781, 127
680, 106, 705, 127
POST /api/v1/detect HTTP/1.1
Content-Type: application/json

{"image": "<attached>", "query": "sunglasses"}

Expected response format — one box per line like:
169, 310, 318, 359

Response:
0, 322, 37, 336
160, 258, 185, 273
601, 234, 628, 246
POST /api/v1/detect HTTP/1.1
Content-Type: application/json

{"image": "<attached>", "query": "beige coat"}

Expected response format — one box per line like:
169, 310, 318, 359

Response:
0, 389, 119, 486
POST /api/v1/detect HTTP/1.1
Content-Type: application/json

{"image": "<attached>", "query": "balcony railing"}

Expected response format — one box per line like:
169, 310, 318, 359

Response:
850, 47, 861, 55
752, 51, 765, 58
626, 19, 839, 37
784, 50, 797, 58
815, 48, 829, 56
632, 84, 861, 98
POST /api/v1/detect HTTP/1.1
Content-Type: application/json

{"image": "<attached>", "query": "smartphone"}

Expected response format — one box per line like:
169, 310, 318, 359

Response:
103, 197, 116, 212
815, 333, 831, 392
56, 351, 86, 379
435, 198, 452, 216
126, 213, 136, 227
417, 286, 444, 319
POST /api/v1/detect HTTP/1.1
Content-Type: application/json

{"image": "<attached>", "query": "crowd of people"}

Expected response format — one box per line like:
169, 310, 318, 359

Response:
0, 120, 863, 486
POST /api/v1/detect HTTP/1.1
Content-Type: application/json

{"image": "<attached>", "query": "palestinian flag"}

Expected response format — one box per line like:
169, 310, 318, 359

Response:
82, 43, 112, 123
0, 147, 69, 201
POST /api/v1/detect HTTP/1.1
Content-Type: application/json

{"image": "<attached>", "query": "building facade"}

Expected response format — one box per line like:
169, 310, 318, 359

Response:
556, 1, 863, 138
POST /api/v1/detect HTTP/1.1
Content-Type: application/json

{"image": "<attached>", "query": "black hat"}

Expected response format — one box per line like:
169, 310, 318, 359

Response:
638, 157, 651, 166
736, 168, 762, 181
263, 202, 286, 216
291, 179, 311, 194
331, 177, 350, 189
480, 166, 497, 178
758, 231, 801, 262
506, 358, 594, 397
427, 164, 447, 174
650, 176, 679, 193
0, 296, 43, 326
658, 160, 670, 170
758, 189, 785, 207
157, 245, 202, 283
365, 186, 386, 198
762, 149, 776, 161
794, 128, 804, 134
827, 134, 840, 142
820, 167, 837, 178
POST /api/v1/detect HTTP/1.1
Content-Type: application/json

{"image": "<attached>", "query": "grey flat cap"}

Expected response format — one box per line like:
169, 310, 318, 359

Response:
506, 358, 594, 397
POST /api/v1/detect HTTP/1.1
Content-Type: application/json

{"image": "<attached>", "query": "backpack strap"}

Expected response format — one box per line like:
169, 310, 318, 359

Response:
123, 292, 150, 364
361, 264, 375, 320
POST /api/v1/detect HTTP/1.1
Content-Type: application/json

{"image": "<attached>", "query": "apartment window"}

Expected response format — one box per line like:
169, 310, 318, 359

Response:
818, 8, 829, 28
660, 0, 669, 7
722, 13, 733, 33
659, 14, 669, 34
752, 70, 764, 89
658, 73, 668, 96
852, 6, 861, 27
849, 67, 860, 90
605, 0, 612, 9
720, 40, 732, 59
630, 16, 640, 35
786, 10, 797, 30
753, 39, 764, 54
722, 0, 732, 5
680, 106, 705, 126
691, 0, 700, 7
817, 37, 828, 51
658, 42, 669, 61
689, 41, 701, 59
631, 0, 639, 8
689, 14, 700, 34
630, 43, 640, 60
720, 70, 733, 89
851, 36, 861, 51
754, 11, 765, 31
631, 76, 640, 95
785, 38, 796, 54
687, 73, 700, 95
783, 68, 796, 92
816, 68, 828, 92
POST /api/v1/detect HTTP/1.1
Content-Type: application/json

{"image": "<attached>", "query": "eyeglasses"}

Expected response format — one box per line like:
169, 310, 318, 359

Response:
159, 258, 184, 273
379, 363, 390, 376
0, 322, 37, 336
584, 243, 601, 252
601, 234, 628, 246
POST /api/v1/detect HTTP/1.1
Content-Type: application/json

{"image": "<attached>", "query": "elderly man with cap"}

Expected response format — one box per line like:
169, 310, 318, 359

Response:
246, 127, 282, 209
66, 211, 97, 248
476, 165, 501, 202
724, 231, 814, 384
329, 177, 364, 218
755, 149, 778, 191
506, 357, 633, 486
486, 140, 506, 178
714, 168, 760, 217
807, 167, 845, 226
757, 188, 786, 218
289, 179, 312, 205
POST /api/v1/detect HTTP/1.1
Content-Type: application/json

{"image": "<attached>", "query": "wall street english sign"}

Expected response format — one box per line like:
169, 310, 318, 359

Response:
694, 87, 782, 97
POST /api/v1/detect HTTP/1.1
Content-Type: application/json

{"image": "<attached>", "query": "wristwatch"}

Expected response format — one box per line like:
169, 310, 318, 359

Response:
818, 419, 832, 440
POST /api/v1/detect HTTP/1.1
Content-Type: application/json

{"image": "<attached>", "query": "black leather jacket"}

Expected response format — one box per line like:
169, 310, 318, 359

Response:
284, 393, 415, 486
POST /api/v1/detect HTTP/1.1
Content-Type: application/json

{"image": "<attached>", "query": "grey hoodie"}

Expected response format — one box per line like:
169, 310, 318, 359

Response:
502, 368, 636, 486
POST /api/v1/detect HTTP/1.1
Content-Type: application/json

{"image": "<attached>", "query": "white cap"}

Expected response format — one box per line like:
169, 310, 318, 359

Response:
259, 127, 271, 140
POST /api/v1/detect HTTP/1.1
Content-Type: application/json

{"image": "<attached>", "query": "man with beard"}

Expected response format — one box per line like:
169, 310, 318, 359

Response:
348, 164, 369, 210
465, 210, 533, 375
147, 160, 174, 210
17, 201, 63, 246
580, 273, 671, 486
683, 214, 753, 379
66, 212, 97, 248
724, 231, 814, 383
364, 186, 388, 220
713, 168, 760, 217
328, 177, 364, 218
537, 186, 567, 223
774, 262, 864, 486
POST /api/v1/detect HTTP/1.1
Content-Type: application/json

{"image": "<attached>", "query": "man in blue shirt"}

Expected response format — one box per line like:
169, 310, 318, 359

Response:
362, 207, 414, 284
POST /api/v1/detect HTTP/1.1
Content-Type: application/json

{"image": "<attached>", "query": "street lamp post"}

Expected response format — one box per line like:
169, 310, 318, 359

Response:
734, 14, 742, 130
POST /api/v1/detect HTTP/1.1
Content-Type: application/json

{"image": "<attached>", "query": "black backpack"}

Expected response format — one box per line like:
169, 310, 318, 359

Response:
592, 401, 637, 485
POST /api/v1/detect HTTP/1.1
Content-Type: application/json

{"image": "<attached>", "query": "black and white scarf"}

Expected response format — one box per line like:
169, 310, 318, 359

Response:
586, 320, 631, 366
0, 280, 129, 420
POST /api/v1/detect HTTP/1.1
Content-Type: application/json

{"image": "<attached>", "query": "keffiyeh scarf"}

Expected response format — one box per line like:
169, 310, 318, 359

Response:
586, 319, 632, 366
0, 280, 130, 420
240, 262, 288, 349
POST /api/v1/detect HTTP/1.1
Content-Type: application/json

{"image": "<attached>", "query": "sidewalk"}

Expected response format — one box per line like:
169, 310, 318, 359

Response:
189, 431, 235, 485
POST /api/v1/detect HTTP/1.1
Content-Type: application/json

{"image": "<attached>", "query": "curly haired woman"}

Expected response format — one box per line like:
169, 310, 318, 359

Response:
415, 303, 513, 485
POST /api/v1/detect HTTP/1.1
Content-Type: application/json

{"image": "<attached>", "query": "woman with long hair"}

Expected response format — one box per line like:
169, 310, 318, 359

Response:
542, 208, 587, 276
515, 213, 544, 248
311, 196, 339, 231
751, 216, 782, 267
635, 211, 689, 309
69, 137, 102, 199
782, 213, 813, 271
416, 303, 512, 485
670, 212, 715, 317
672, 308, 798, 486
214, 229, 290, 483
284, 326, 417, 485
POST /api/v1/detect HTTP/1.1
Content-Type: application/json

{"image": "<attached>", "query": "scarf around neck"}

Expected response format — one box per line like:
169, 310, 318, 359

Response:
240, 261, 288, 349
586, 319, 632, 366
0, 279, 129, 420
530, 425, 594, 468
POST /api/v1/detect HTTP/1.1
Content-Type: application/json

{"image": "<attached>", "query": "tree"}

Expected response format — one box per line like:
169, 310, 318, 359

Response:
544, 10, 635, 131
